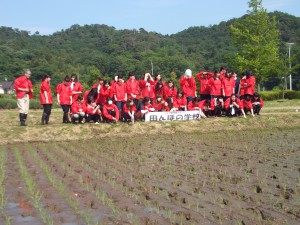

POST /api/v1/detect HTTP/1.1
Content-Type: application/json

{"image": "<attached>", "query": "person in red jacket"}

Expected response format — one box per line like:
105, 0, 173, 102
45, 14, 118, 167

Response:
209, 70, 222, 102
179, 69, 196, 104
122, 99, 137, 124
71, 95, 86, 124
56, 76, 72, 123
224, 94, 242, 117
239, 72, 246, 100
102, 97, 119, 123
174, 90, 187, 111
252, 92, 264, 115
70, 74, 84, 103
196, 71, 214, 100
85, 98, 101, 124
14, 69, 33, 126
140, 97, 156, 120
241, 95, 254, 118
97, 80, 113, 107
153, 95, 169, 112
165, 80, 177, 99
154, 81, 167, 100
210, 97, 224, 117
165, 97, 178, 112
187, 97, 208, 118
125, 72, 140, 108
139, 73, 155, 102
40, 75, 53, 125
222, 71, 235, 102
244, 70, 256, 98
114, 74, 127, 119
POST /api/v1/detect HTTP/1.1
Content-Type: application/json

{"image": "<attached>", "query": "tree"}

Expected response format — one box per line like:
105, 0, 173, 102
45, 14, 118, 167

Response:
230, 0, 281, 89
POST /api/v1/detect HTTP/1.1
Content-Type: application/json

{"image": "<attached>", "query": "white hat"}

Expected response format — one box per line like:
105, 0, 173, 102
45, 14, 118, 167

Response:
184, 69, 192, 77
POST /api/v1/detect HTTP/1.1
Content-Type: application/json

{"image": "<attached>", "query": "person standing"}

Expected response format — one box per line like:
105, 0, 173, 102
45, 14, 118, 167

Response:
40, 75, 53, 125
14, 69, 33, 126
179, 69, 196, 104
56, 76, 72, 123
70, 74, 84, 103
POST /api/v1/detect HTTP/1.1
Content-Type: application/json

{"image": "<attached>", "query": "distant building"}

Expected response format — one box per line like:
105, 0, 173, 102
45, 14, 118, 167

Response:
0, 81, 14, 94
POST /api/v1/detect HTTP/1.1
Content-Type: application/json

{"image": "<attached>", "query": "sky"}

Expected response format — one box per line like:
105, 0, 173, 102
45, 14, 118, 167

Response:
1, 0, 300, 35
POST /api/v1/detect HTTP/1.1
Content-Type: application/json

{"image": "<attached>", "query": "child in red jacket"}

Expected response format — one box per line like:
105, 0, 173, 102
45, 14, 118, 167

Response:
85, 98, 101, 124
102, 97, 119, 123
224, 94, 242, 117
241, 95, 255, 118
71, 96, 86, 124
252, 92, 264, 115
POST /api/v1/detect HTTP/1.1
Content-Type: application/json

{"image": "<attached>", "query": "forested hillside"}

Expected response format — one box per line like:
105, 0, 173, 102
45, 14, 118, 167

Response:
0, 11, 299, 90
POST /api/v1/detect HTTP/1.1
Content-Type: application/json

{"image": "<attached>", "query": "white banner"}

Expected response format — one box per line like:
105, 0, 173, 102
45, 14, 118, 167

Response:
145, 110, 201, 122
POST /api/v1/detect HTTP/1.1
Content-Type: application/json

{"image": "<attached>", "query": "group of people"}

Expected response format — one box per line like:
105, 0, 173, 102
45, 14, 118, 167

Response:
14, 67, 264, 126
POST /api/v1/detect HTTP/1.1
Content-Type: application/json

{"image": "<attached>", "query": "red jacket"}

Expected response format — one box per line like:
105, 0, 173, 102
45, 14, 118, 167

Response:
114, 82, 127, 101
98, 86, 113, 105
86, 104, 100, 115
153, 101, 169, 111
143, 103, 155, 112
70, 82, 84, 102
154, 87, 167, 100
240, 99, 253, 110
174, 96, 187, 108
244, 76, 256, 95
179, 76, 196, 97
209, 78, 222, 96
224, 98, 241, 110
14, 75, 33, 99
165, 86, 177, 98
252, 98, 264, 107
125, 80, 140, 99
40, 80, 53, 104
102, 103, 119, 121
196, 72, 214, 94
239, 78, 246, 96
139, 79, 155, 99
187, 101, 200, 110
71, 101, 86, 114
122, 104, 137, 114
56, 83, 72, 105
222, 77, 235, 97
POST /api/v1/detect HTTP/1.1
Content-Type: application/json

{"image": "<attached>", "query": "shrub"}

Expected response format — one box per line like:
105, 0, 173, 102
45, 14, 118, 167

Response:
284, 90, 300, 99
0, 99, 17, 109
259, 91, 300, 100
30, 99, 43, 109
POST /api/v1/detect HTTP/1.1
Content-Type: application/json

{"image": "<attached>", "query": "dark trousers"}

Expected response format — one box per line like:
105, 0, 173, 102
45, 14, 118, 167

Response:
85, 114, 100, 123
253, 104, 261, 115
42, 104, 52, 124
61, 104, 70, 123
200, 94, 210, 101
123, 112, 136, 122
104, 110, 116, 123
186, 96, 194, 104
227, 106, 240, 117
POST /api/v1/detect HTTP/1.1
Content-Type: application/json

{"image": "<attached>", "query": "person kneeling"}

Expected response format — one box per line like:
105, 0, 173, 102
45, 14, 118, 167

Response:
71, 96, 86, 124
102, 97, 119, 123
224, 94, 242, 117
252, 92, 264, 115
85, 99, 101, 124
122, 99, 137, 124
241, 95, 255, 118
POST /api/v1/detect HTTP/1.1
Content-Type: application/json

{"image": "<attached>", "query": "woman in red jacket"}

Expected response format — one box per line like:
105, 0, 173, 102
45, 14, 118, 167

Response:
56, 76, 72, 123
174, 90, 187, 111
244, 70, 256, 98
239, 72, 246, 100
122, 99, 137, 124
70, 74, 84, 103
114, 74, 127, 119
85, 98, 101, 124
179, 69, 196, 104
196, 71, 214, 100
241, 95, 255, 118
222, 71, 235, 102
40, 75, 53, 125
102, 97, 119, 123
98, 80, 113, 107
153, 95, 169, 112
209, 70, 222, 102
252, 92, 264, 115
165, 97, 178, 112
165, 80, 177, 99
71, 95, 86, 124
125, 72, 140, 108
154, 81, 167, 100
224, 94, 242, 117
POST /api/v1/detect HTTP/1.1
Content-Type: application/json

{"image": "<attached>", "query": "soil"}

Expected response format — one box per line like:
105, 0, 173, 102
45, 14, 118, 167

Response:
1, 127, 299, 224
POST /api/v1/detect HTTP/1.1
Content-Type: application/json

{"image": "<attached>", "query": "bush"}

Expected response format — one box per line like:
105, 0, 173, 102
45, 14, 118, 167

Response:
259, 91, 300, 100
30, 99, 43, 109
0, 99, 17, 109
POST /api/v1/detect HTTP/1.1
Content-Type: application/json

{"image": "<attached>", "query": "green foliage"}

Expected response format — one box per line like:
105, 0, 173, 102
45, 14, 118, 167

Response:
0, 99, 17, 109
230, 0, 281, 86
30, 99, 43, 109
260, 90, 300, 100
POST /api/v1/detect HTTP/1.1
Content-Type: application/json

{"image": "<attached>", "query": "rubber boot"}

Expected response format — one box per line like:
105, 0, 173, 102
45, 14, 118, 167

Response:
41, 113, 47, 125
20, 113, 27, 126
45, 114, 50, 124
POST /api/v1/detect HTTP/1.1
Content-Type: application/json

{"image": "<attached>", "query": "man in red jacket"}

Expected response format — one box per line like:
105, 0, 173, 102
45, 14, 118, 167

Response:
125, 72, 140, 108
179, 69, 196, 104
244, 70, 256, 98
14, 69, 33, 126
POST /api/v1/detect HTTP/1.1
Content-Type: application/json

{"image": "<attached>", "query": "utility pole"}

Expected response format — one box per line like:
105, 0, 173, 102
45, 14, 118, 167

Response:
287, 43, 295, 90
151, 60, 154, 76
